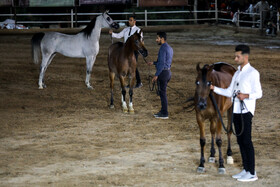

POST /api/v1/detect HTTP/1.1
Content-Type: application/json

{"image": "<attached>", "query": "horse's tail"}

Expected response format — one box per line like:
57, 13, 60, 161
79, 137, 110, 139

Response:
31, 32, 45, 64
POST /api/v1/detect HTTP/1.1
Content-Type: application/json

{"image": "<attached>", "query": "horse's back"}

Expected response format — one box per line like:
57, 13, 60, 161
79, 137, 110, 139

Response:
109, 42, 124, 53
213, 62, 236, 76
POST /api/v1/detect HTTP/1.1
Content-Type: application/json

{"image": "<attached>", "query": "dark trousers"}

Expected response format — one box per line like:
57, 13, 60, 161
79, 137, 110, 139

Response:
134, 52, 141, 84
158, 70, 171, 115
233, 112, 255, 175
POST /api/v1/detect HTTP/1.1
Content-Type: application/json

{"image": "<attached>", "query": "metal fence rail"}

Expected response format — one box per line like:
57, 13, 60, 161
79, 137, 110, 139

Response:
0, 9, 279, 32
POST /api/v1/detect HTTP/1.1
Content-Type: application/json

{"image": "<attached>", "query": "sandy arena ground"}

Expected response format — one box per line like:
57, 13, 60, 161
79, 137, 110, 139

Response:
0, 25, 279, 186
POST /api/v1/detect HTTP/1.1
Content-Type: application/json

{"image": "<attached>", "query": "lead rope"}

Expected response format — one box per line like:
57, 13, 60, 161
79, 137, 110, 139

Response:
230, 94, 245, 136
209, 92, 230, 134
140, 55, 160, 95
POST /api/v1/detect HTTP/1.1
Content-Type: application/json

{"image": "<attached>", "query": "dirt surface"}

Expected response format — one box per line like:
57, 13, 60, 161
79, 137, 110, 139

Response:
0, 26, 279, 186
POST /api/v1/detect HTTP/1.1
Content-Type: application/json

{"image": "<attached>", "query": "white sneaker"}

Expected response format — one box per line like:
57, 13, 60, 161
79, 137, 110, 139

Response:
237, 171, 258, 182
232, 169, 246, 179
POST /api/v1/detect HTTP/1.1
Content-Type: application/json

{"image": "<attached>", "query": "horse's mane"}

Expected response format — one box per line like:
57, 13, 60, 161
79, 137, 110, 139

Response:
201, 62, 236, 83
201, 64, 210, 82
79, 17, 97, 38
115, 42, 124, 47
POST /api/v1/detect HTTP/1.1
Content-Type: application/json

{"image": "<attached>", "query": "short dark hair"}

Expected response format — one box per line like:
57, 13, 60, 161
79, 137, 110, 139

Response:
157, 32, 167, 40
235, 44, 250, 54
129, 15, 136, 20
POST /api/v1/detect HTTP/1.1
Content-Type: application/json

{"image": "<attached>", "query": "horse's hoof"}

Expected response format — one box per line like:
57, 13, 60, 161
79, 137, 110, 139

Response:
129, 107, 134, 114
123, 108, 128, 113
129, 109, 134, 114
227, 156, 234, 165
218, 168, 226, 174
38, 86, 43, 89
87, 86, 93, 90
197, 167, 205, 173
208, 157, 215, 163
109, 105, 114, 109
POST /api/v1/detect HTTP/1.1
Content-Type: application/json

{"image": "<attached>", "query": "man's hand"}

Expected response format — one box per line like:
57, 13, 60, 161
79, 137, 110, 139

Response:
109, 29, 113, 34
152, 76, 158, 82
210, 85, 214, 90
147, 61, 153, 66
237, 93, 249, 101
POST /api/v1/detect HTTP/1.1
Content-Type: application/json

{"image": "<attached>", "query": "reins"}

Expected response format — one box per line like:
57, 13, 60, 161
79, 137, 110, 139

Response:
209, 91, 245, 136
139, 54, 160, 95
138, 51, 188, 102
230, 93, 245, 136
209, 92, 230, 134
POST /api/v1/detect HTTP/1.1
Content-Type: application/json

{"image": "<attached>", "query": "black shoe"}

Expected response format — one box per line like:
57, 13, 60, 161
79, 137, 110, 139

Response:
153, 112, 162, 117
155, 113, 169, 119
135, 83, 143, 89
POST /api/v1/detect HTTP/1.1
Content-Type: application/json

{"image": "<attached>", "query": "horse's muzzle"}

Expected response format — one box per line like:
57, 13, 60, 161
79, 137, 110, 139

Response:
111, 22, 119, 29
197, 99, 207, 110
139, 49, 148, 57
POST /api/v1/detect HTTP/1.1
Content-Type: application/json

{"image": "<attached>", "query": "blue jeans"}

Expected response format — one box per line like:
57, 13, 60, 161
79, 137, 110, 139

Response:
158, 70, 171, 115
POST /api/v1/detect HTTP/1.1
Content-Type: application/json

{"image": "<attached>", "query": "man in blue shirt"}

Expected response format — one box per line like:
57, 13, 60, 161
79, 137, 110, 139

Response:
148, 32, 173, 119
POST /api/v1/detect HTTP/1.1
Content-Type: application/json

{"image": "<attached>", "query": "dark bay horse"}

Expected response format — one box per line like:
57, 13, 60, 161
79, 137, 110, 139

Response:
108, 30, 148, 113
195, 62, 236, 174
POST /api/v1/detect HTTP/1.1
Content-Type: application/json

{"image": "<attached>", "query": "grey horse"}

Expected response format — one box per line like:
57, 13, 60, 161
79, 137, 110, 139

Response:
31, 11, 119, 89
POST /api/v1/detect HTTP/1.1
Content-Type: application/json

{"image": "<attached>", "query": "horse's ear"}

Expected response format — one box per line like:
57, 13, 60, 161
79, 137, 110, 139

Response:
105, 10, 109, 14
209, 65, 214, 72
196, 63, 201, 73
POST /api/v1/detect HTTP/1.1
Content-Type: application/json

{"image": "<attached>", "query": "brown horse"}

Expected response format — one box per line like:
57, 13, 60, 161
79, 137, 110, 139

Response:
108, 30, 148, 113
195, 62, 236, 174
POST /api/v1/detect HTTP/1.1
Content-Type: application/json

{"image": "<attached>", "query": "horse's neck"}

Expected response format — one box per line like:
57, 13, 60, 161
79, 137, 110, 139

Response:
124, 40, 135, 56
89, 21, 102, 42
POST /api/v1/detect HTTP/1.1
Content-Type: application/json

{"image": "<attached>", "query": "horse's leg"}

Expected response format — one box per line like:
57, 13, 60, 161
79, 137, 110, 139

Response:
226, 107, 234, 164
38, 52, 53, 89
85, 55, 96, 89
120, 76, 128, 113
128, 75, 136, 113
216, 120, 226, 174
209, 118, 216, 163
109, 72, 115, 108
196, 115, 206, 173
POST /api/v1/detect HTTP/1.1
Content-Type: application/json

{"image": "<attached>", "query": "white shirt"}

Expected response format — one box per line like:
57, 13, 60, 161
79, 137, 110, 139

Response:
112, 25, 142, 43
213, 63, 262, 115
254, 1, 269, 13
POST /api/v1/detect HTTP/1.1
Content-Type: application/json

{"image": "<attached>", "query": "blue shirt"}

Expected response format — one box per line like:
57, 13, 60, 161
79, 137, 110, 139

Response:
154, 42, 173, 76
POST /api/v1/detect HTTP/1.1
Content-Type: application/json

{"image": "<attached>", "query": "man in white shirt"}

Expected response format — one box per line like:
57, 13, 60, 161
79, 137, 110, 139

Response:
254, 0, 270, 28
109, 16, 143, 88
210, 45, 262, 182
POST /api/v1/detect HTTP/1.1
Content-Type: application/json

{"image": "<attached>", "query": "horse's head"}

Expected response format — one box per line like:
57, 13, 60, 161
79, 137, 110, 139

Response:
195, 63, 214, 110
100, 10, 119, 29
131, 29, 148, 57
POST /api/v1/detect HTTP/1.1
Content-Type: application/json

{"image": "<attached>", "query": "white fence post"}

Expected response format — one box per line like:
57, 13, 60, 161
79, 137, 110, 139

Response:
215, 0, 218, 23
277, 11, 279, 32
260, 10, 263, 30
194, 0, 197, 24
71, 9, 73, 28
237, 10, 240, 27
145, 10, 147, 27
